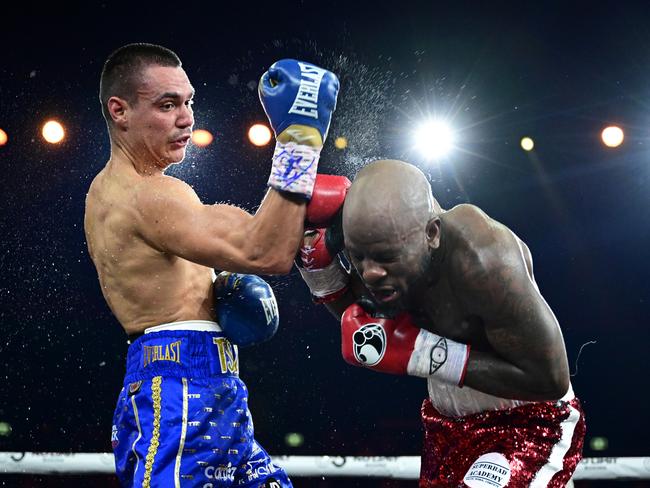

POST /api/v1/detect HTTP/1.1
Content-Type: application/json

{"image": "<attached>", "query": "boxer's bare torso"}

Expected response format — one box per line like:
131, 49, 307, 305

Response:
84, 161, 215, 336
411, 204, 536, 350
343, 203, 570, 401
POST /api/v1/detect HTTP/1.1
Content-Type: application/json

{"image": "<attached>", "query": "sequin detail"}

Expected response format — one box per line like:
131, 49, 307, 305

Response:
419, 398, 586, 487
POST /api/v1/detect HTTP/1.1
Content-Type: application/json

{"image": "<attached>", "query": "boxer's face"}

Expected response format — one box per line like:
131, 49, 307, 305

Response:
128, 65, 195, 167
346, 224, 429, 309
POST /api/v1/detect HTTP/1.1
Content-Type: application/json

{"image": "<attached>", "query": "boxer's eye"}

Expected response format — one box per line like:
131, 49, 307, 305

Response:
375, 253, 398, 263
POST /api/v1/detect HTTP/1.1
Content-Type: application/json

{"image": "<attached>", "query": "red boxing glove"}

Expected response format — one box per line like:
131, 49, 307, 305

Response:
297, 228, 349, 303
299, 228, 334, 271
341, 303, 471, 386
305, 174, 351, 228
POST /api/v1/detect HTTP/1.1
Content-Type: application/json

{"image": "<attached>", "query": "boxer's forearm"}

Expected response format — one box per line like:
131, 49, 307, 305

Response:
246, 189, 306, 274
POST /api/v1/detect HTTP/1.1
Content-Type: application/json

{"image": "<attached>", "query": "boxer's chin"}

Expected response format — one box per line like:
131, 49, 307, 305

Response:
371, 289, 406, 316
165, 151, 187, 166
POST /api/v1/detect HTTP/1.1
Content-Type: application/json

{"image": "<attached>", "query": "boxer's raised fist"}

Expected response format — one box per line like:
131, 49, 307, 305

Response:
259, 59, 339, 142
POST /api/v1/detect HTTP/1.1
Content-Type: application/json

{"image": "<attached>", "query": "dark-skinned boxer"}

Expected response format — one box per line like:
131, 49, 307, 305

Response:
297, 159, 585, 488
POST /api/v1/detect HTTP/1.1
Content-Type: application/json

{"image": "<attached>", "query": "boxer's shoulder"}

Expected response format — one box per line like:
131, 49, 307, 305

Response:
133, 174, 201, 219
135, 174, 196, 198
445, 206, 527, 285
444, 204, 505, 240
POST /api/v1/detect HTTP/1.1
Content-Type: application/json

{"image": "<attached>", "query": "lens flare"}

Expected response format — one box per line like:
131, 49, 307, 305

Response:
414, 120, 454, 159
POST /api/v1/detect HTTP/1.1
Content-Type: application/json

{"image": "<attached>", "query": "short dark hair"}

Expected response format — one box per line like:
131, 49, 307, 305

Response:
99, 43, 182, 125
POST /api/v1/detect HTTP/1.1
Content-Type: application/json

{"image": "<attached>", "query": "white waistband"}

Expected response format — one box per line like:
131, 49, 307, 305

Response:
144, 320, 222, 334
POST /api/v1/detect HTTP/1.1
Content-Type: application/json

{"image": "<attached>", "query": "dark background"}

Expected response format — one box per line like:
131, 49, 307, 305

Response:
1, 1, 648, 486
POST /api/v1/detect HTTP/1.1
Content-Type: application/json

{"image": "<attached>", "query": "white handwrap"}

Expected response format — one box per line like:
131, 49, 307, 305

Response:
268, 141, 321, 198
297, 258, 349, 299
407, 328, 470, 386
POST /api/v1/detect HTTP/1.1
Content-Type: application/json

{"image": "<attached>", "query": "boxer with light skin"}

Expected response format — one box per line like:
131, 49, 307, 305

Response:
297, 159, 585, 487
85, 43, 348, 488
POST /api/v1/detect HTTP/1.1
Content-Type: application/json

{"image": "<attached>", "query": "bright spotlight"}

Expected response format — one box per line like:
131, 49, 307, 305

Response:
42, 120, 65, 144
414, 120, 454, 159
0, 128, 7, 146
601, 126, 624, 148
248, 124, 272, 147
191, 129, 213, 147
520, 137, 534, 151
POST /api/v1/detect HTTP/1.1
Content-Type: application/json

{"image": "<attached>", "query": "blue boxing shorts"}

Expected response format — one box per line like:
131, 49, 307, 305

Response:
111, 320, 292, 487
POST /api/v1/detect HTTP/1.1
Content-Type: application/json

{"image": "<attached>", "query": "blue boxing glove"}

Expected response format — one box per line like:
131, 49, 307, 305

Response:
214, 271, 279, 348
259, 59, 340, 199
259, 59, 339, 141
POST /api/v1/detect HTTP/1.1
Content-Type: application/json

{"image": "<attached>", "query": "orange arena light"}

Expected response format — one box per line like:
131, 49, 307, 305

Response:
0, 128, 7, 146
191, 129, 214, 147
334, 136, 348, 150
42, 120, 65, 144
248, 124, 272, 146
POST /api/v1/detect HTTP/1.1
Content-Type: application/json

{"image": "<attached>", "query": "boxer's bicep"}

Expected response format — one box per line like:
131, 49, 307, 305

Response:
482, 265, 566, 379
456, 237, 569, 398
134, 179, 260, 271
516, 238, 538, 291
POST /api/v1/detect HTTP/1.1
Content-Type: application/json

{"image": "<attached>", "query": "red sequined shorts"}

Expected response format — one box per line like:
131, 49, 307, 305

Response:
420, 397, 585, 487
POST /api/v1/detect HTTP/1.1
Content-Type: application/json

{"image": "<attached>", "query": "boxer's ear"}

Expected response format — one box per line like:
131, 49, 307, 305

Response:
107, 96, 129, 130
425, 217, 441, 251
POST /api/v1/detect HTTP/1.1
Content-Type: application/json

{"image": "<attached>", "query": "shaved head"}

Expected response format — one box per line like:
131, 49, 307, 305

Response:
343, 160, 444, 309
343, 160, 440, 241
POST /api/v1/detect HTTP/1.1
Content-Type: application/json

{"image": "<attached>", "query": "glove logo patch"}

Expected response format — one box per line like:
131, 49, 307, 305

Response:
260, 297, 278, 325
288, 62, 326, 119
111, 424, 119, 449
429, 337, 448, 375
352, 323, 386, 366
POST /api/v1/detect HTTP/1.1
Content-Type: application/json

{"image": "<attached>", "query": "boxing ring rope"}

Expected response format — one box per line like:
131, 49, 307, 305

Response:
1, 453, 649, 480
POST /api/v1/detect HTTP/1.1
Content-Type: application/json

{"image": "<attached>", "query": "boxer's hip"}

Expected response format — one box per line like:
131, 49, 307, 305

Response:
123, 320, 239, 386
114, 321, 255, 487
422, 394, 583, 433
420, 396, 585, 487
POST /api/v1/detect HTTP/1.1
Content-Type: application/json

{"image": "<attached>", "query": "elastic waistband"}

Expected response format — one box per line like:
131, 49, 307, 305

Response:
145, 320, 222, 334
124, 326, 238, 385
128, 320, 222, 341
422, 395, 582, 424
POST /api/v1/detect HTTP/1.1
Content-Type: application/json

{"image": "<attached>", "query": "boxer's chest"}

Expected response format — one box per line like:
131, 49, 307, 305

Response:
412, 279, 492, 351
